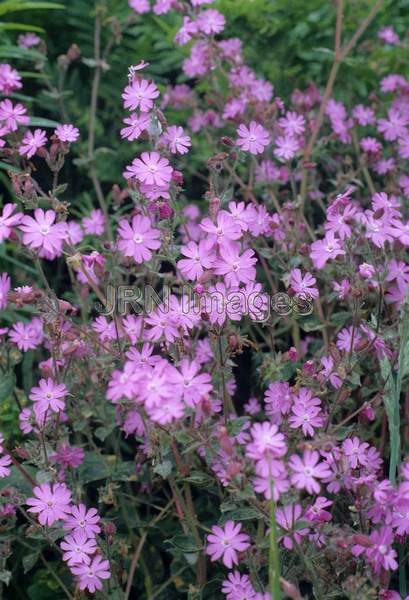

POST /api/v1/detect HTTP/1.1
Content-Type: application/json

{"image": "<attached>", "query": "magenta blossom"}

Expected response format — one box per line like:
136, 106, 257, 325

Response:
0, 99, 29, 131
206, 520, 250, 568
64, 503, 101, 538
29, 378, 68, 415
71, 554, 111, 593
60, 530, 97, 566
236, 121, 270, 155
26, 483, 72, 526
122, 78, 159, 112
0, 203, 22, 242
124, 151, 173, 186
19, 209, 67, 257
19, 129, 47, 158
289, 450, 331, 495
55, 124, 79, 142
117, 215, 161, 264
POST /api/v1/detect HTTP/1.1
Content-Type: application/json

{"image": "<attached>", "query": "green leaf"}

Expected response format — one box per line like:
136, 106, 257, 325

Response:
0, 372, 16, 401
153, 459, 173, 479
23, 550, 41, 574
168, 534, 201, 553
0, 44, 44, 61
78, 452, 110, 483
0, 160, 22, 173
29, 116, 60, 128
0, 22, 44, 31
0, 2, 65, 17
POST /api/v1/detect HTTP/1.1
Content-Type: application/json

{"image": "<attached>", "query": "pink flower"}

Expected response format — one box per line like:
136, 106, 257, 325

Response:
236, 121, 270, 155
213, 243, 257, 286
168, 359, 212, 407
246, 422, 287, 461
18, 33, 41, 48
0, 99, 29, 131
129, 0, 150, 13
175, 17, 198, 45
0, 64, 22, 95
0, 203, 22, 242
82, 209, 105, 236
276, 504, 309, 549
0, 455, 11, 478
71, 554, 111, 593
360, 137, 381, 154
9, 317, 43, 351
310, 232, 345, 269
377, 108, 409, 141
177, 239, 215, 281
206, 520, 250, 568
120, 112, 150, 141
19, 129, 47, 158
289, 450, 331, 494
26, 483, 72, 526
60, 530, 97, 566
289, 402, 323, 437
196, 9, 225, 35
289, 269, 319, 299
52, 444, 84, 469
342, 437, 369, 469
55, 124, 79, 142
274, 135, 300, 161
163, 125, 191, 154
278, 111, 305, 136
378, 26, 400, 45
200, 211, 242, 246
64, 504, 101, 538
117, 215, 161, 263
0, 273, 10, 310
124, 151, 173, 186
153, 0, 173, 15
353, 527, 398, 573
19, 209, 67, 257
30, 378, 68, 415
222, 571, 254, 598
122, 79, 159, 112
352, 104, 376, 126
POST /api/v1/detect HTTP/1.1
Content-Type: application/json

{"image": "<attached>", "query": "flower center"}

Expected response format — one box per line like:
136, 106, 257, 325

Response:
133, 234, 143, 244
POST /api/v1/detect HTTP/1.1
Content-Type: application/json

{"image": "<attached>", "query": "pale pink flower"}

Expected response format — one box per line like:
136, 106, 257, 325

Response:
289, 268, 319, 299
0, 99, 29, 131
122, 79, 159, 112
0, 203, 22, 242
29, 378, 68, 415
163, 125, 191, 154
274, 135, 300, 161
117, 215, 161, 263
129, 0, 150, 13
60, 530, 97, 566
124, 151, 173, 186
18, 33, 41, 49
0, 273, 10, 310
289, 450, 331, 494
310, 232, 345, 269
19, 209, 67, 256
196, 9, 225, 35
71, 554, 111, 593
278, 111, 305, 136
55, 124, 79, 142
213, 243, 257, 286
120, 112, 150, 141
64, 504, 101, 538
26, 483, 72, 526
0, 455, 11, 478
19, 129, 47, 158
236, 121, 270, 155
177, 239, 215, 281
206, 520, 250, 568
82, 209, 105, 236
